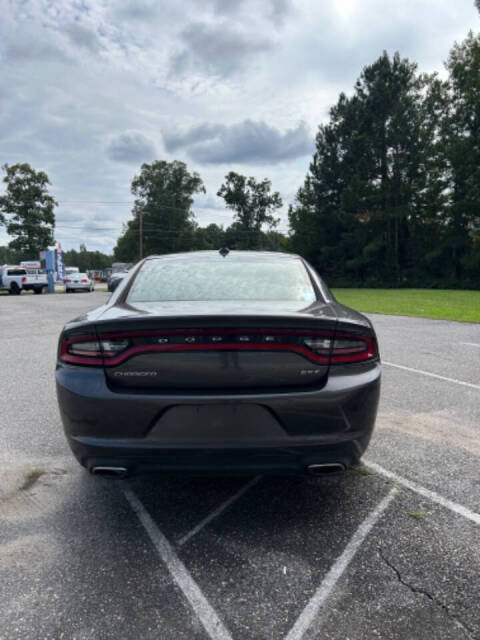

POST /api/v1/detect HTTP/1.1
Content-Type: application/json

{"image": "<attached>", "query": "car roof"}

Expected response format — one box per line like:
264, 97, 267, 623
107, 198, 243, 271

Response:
145, 250, 301, 262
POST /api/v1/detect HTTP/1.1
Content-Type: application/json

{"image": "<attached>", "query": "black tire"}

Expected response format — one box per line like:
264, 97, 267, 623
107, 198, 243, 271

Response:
10, 282, 21, 295
33, 287, 43, 295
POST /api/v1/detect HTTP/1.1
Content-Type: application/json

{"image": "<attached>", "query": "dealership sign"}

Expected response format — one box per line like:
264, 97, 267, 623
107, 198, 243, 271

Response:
56, 243, 65, 282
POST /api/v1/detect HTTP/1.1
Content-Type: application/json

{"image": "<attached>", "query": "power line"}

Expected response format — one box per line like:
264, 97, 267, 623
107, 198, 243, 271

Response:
54, 225, 287, 236
3, 199, 234, 215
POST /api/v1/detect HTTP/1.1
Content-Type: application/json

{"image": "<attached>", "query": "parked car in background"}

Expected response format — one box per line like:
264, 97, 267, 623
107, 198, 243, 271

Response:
0, 265, 48, 295
65, 272, 94, 293
107, 270, 128, 292
88, 269, 108, 282
56, 250, 381, 478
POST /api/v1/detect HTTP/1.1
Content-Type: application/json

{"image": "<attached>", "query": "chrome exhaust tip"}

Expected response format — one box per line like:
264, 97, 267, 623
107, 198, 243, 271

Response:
307, 463, 346, 476
91, 466, 128, 478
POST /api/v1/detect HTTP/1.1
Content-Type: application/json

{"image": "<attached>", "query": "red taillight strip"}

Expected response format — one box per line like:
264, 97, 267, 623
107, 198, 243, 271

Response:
61, 353, 104, 365
330, 334, 376, 363
96, 328, 335, 366
60, 336, 103, 366
59, 329, 377, 367
100, 342, 330, 367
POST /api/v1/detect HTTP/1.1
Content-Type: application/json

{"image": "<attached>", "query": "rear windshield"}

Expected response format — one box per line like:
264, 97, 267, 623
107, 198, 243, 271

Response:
127, 257, 317, 303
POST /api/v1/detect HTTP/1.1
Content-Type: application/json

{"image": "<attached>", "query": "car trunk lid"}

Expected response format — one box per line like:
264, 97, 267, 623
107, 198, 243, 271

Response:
95, 301, 337, 392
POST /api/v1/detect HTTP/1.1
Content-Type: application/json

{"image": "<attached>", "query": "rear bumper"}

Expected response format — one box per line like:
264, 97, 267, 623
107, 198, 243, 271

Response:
56, 362, 381, 474
77, 443, 362, 476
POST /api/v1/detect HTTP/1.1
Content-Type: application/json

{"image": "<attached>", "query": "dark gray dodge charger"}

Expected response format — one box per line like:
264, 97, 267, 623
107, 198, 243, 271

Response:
56, 250, 380, 477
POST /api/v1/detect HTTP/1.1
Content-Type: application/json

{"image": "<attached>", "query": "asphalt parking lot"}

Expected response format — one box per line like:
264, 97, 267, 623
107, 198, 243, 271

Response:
0, 292, 479, 640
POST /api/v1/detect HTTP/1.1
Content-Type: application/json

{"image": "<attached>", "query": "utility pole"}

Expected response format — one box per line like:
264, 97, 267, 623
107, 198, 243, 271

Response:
139, 209, 144, 260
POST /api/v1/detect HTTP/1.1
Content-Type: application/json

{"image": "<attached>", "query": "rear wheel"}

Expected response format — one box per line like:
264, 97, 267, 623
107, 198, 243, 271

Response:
33, 287, 43, 295
10, 282, 21, 295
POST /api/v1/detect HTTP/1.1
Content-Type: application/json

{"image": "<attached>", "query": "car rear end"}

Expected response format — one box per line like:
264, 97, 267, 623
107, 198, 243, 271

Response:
56, 252, 380, 476
65, 273, 92, 292
23, 269, 48, 294
108, 271, 127, 292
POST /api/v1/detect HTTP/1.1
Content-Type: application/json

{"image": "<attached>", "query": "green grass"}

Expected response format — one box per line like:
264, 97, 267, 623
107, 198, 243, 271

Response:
331, 288, 480, 323
353, 464, 373, 476
408, 510, 429, 521
20, 469, 45, 491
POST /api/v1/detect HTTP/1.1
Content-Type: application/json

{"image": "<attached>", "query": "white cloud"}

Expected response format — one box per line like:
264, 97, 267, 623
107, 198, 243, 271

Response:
107, 132, 156, 164
164, 120, 312, 164
0, 0, 478, 251
65, 22, 101, 52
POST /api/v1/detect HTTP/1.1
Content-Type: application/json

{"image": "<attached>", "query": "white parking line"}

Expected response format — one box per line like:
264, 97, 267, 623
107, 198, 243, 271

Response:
284, 488, 398, 640
364, 460, 480, 525
459, 342, 480, 348
178, 476, 261, 547
383, 361, 480, 390
123, 486, 233, 640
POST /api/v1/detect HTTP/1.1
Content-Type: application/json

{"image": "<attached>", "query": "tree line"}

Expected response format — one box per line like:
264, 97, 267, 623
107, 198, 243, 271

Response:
1, 30, 479, 287
289, 32, 480, 287
112, 164, 287, 261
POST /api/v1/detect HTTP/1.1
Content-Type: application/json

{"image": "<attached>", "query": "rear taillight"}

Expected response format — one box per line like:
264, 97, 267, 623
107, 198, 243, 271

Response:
330, 334, 377, 363
22, 276, 27, 283
65, 279, 71, 283
59, 329, 377, 367
60, 336, 130, 366
81, 279, 88, 283
303, 333, 376, 363
101, 339, 130, 357
303, 337, 331, 357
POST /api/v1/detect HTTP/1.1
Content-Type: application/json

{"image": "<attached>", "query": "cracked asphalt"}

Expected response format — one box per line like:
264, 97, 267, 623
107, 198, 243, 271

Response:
0, 292, 479, 640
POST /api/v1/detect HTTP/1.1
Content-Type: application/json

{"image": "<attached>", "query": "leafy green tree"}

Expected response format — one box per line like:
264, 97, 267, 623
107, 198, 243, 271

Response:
114, 160, 205, 261
0, 245, 23, 265
113, 222, 139, 263
289, 52, 446, 286
441, 31, 480, 284
262, 230, 289, 251
217, 172, 282, 249
193, 223, 226, 250
0, 163, 56, 257
63, 246, 113, 272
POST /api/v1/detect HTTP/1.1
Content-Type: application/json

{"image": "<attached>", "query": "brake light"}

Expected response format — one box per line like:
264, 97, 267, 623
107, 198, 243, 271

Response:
66, 279, 71, 283
303, 337, 331, 356
101, 339, 130, 357
59, 329, 377, 367
60, 336, 131, 365
22, 276, 27, 283
81, 279, 88, 283
330, 334, 377, 363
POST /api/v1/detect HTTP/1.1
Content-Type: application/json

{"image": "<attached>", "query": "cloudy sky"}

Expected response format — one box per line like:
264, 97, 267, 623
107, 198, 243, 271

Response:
0, 0, 478, 253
